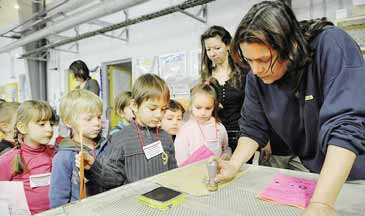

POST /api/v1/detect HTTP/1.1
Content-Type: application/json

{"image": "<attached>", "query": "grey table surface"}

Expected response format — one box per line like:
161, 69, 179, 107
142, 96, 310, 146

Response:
37, 164, 365, 216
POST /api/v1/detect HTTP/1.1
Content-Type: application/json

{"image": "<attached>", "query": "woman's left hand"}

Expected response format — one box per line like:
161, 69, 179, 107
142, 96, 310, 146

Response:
302, 202, 336, 216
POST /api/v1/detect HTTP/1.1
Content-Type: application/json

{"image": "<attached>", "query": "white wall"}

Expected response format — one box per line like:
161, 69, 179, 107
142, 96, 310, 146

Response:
0, 38, 30, 101
0, 0, 356, 104
47, 0, 260, 106
293, 0, 354, 21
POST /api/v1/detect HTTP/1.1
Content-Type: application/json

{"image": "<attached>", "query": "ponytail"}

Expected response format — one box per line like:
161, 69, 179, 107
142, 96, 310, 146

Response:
11, 127, 27, 175
300, 18, 334, 44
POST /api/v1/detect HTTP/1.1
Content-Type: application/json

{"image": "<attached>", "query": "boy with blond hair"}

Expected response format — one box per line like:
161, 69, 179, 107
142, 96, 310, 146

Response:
50, 89, 108, 208
78, 74, 177, 189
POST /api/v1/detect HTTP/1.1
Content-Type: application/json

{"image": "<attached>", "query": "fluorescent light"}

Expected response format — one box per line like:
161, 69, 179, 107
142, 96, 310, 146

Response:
14, 4, 20, 10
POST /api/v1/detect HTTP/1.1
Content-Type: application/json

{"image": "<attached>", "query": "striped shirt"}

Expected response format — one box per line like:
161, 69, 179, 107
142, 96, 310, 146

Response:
87, 123, 177, 189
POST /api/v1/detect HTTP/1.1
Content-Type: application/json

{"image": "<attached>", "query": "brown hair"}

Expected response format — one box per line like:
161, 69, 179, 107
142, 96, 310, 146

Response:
231, 1, 332, 91
114, 91, 132, 116
132, 73, 170, 107
69, 60, 90, 81
190, 83, 220, 122
200, 25, 246, 89
12, 100, 55, 175
167, 99, 185, 114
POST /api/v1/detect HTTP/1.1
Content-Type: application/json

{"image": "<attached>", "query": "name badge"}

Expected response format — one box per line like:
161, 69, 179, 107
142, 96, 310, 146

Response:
29, 173, 51, 188
143, 140, 164, 160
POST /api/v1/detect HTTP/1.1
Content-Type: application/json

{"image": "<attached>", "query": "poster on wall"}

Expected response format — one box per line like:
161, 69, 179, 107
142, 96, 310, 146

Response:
0, 82, 18, 102
159, 52, 190, 98
190, 49, 202, 79
133, 56, 159, 82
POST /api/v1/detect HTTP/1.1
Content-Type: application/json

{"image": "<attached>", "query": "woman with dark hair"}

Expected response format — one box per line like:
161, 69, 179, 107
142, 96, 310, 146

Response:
200, 25, 247, 153
69, 60, 100, 96
215, 1, 365, 215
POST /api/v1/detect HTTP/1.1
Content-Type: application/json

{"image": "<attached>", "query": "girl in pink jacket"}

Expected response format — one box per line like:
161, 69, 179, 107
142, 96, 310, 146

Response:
0, 100, 56, 215
174, 83, 231, 167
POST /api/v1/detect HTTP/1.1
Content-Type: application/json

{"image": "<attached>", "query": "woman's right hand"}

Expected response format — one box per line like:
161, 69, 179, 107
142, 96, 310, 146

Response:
215, 158, 240, 183
75, 152, 95, 170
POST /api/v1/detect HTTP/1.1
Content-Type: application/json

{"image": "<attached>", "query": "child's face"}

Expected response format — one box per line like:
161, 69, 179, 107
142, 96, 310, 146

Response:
76, 112, 102, 139
24, 120, 54, 145
133, 97, 168, 128
161, 109, 183, 135
191, 93, 214, 123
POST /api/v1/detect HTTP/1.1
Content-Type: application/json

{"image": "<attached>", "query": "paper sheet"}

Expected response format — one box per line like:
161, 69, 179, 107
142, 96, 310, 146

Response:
257, 173, 317, 208
152, 160, 244, 196
0, 181, 31, 216
180, 145, 214, 167
0, 202, 10, 216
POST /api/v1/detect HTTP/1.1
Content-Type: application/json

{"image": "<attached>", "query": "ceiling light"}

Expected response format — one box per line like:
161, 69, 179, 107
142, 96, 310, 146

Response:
14, 4, 20, 10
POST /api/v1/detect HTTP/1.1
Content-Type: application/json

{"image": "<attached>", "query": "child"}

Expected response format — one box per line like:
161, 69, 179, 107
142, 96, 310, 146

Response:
160, 99, 185, 141
174, 83, 231, 167
109, 91, 133, 136
78, 73, 177, 189
0, 100, 56, 215
0, 102, 20, 155
50, 89, 108, 208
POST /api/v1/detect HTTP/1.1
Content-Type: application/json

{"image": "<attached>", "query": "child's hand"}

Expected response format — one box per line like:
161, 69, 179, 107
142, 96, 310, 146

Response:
220, 153, 231, 161
75, 152, 95, 170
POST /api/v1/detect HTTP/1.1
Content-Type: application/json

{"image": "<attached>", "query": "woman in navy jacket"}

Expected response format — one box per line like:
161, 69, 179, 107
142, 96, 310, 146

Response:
215, 1, 365, 215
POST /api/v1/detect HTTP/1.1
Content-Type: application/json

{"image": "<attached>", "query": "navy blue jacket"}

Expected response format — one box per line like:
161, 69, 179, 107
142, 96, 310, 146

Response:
239, 26, 365, 180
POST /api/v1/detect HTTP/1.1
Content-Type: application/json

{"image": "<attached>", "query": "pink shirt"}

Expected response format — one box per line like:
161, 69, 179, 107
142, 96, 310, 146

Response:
174, 117, 230, 166
0, 144, 55, 215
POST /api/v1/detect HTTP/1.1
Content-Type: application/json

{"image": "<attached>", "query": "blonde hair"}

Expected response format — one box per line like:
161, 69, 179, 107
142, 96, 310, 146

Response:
0, 102, 20, 133
12, 100, 55, 175
190, 83, 220, 122
114, 91, 132, 115
60, 89, 103, 127
132, 73, 170, 107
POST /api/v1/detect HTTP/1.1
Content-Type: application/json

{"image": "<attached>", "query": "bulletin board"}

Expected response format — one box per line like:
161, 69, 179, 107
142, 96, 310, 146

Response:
132, 56, 159, 82
0, 82, 18, 102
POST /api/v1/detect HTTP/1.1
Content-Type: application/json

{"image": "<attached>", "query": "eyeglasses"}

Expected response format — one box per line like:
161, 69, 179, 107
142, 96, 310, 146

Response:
238, 47, 278, 74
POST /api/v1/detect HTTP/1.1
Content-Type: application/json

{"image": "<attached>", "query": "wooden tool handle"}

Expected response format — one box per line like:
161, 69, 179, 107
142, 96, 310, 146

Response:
79, 152, 87, 200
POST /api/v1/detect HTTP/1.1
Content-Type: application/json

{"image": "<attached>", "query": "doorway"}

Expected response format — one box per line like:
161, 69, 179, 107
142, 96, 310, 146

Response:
101, 59, 132, 129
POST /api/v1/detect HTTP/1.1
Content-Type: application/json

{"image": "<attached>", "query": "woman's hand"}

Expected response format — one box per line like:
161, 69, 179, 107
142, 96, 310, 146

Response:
75, 152, 95, 170
261, 142, 272, 161
302, 202, 336, 216
214, 158, 240, 183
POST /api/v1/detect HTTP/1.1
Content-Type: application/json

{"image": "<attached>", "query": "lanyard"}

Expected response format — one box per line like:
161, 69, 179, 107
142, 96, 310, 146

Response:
195, 119, 218, 143
133, 120, 168, 165
133, 119, 160, 150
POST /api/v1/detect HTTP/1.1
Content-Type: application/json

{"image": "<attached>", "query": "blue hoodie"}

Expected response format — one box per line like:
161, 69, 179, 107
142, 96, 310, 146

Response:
239, 26, 365, 180
49, 137, 109, 208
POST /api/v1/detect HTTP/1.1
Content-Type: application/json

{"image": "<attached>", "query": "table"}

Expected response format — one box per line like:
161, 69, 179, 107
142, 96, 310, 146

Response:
37, 164, 365, 216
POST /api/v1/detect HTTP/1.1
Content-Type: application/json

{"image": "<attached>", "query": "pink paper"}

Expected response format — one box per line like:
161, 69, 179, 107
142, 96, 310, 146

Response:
257, 173, 317, 208
180, 145, 214, 167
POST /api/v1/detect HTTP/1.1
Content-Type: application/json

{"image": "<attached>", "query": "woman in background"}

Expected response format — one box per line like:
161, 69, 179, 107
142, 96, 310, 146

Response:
200, 25, 246, 153
69, 60, 100, 96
